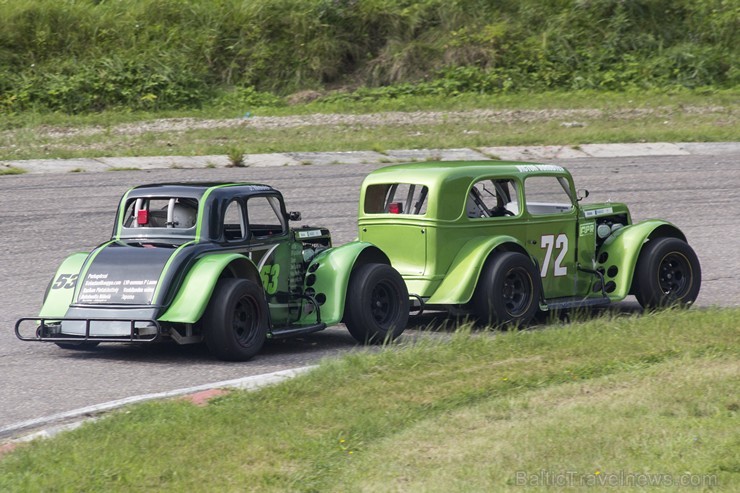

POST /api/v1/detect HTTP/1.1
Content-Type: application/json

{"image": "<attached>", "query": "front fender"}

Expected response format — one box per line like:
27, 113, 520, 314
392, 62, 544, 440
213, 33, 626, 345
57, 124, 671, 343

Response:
38, 252, 89, 318
597, 220, 686, 300
299, 241, 387, 325
427, 235, 526, 305
159, 253, 260, 323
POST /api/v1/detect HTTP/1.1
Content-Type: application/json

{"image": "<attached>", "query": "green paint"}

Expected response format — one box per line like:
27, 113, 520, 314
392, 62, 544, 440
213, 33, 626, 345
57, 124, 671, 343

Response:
260, 264, 280, 295
39, 253, 89, 318
159, 253, 259, 323
297, 242, 375, 325
359, 161, 692, 310
113, 187, 135, 240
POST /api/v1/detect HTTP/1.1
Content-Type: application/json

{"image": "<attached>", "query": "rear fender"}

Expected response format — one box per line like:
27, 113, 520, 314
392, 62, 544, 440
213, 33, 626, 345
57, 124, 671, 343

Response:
427, 236, 527, 305
596, 220, 686, 300
38, 253, 89, 318
299, 242, 389, 325
159, 253, 260, 323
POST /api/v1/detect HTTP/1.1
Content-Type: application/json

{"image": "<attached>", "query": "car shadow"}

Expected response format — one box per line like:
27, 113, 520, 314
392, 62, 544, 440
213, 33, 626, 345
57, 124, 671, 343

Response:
404, 299, 645, 335
52, 301, 646, 363
52, 325, 363, 364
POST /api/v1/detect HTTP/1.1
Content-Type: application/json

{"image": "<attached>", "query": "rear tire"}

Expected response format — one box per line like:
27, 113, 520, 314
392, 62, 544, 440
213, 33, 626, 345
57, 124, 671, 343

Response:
634, 237, 701, 308
344, 263, 409, 344
204, 278, 269, 361
473, 252, 540, 328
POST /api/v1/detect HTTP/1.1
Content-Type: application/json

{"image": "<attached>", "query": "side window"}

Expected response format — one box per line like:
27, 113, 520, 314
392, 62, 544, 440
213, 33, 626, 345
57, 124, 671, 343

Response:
247, 196, 287, 238
223, 199, 245, 241
524, 176, 574, 215
364, 183, 428, 215
467, 179, 520, 218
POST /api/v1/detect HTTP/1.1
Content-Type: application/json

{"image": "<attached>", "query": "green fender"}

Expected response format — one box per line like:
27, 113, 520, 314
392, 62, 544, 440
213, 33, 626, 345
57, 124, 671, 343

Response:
299, 241, 387, 325
427, 235, 526, 305
596, 219, 686, 300
159, 253, 260, 324
39, 252, 88, 318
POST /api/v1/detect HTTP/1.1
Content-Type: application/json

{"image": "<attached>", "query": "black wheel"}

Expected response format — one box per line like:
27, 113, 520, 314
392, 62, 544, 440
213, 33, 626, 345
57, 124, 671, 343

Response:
473, 252, 541, 327
203, 278, 269, 361
344, 263, 410, 344
634, 237, 701, 308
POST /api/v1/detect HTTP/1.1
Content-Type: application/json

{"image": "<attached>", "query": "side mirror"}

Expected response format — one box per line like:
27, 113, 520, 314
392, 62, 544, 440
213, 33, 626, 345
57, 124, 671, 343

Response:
577, 189, 590, 202
289, 211, 302, 221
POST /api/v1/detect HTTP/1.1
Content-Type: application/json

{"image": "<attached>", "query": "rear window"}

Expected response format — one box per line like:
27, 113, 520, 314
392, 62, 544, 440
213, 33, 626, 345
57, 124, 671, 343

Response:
364, 183, 429, 215
121, 197, 198, 239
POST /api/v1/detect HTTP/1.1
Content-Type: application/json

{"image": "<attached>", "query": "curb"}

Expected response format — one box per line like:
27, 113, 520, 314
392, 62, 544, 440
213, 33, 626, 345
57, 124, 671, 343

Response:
0, 366, 315, 444
2, 142, 738, 175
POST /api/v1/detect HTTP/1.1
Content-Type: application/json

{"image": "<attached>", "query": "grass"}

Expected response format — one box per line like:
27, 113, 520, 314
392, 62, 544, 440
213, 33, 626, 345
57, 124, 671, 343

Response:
0, 90, 736, 161
107, 167, 140, 172
1, 308, 737, 492
0, 166, 26, 175
1, 0, 735, 113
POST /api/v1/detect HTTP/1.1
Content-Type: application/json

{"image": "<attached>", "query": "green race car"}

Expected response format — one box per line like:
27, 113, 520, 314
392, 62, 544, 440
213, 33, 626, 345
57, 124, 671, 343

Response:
358, 161, 701, 325
16, 182, 410, 360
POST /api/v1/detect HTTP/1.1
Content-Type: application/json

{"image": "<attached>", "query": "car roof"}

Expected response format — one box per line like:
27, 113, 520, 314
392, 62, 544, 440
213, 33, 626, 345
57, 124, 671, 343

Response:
126, 182, 278, 199
363, 161, 571, 188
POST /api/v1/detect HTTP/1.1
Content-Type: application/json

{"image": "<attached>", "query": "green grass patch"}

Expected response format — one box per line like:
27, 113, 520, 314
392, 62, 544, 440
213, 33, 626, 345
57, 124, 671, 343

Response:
107, 167, 140, 172
0, 166, 26, 176
1, 309, 738, 492
0, 90, 736, 161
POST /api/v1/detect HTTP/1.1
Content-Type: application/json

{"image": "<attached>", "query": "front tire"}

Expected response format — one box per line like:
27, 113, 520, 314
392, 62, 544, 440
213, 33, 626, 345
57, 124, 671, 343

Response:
344, 263, 410, 344
473, 252, 541, 328
204, 278, 269, 361
634, 237, 701, 308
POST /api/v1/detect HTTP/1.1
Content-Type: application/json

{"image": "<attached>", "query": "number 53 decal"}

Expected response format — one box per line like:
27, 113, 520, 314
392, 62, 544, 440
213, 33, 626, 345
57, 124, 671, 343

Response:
260, 264, 280, 295
540, 234, 568, 277
52, 274, 79, 289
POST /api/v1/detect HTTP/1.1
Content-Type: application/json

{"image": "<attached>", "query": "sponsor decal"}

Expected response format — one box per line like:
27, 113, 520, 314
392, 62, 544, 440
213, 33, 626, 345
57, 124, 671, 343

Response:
298, 230, 323, 238
78, 273, 158, 304
76, 244, 172, 304
579, 223, 595, 236
584, 207, 614, 218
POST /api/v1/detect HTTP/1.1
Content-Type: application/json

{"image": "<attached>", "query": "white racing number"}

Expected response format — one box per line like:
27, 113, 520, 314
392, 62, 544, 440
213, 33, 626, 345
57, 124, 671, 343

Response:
540, 234, 568, 277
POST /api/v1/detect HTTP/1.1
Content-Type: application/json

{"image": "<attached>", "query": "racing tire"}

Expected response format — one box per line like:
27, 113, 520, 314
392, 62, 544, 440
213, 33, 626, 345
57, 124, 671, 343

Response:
344, 263, 410, 344
634, 237, 701, 309
203, 278, 269, 361
473, 252, 541, 328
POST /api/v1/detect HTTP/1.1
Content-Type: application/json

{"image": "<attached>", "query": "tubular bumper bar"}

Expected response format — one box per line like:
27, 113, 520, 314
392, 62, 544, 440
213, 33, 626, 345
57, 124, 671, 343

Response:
15, 317, 162, 343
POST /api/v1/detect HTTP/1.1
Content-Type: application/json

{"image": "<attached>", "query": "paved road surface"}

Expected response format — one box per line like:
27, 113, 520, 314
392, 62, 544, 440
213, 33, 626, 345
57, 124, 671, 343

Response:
1, 153, 738, 432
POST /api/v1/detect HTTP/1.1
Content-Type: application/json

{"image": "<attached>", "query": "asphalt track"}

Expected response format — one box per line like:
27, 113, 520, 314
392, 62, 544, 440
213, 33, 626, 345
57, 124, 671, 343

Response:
1, 152, 738, 437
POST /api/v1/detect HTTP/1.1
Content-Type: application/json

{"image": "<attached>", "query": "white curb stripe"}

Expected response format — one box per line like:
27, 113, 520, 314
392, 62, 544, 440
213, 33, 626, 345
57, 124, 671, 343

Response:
0, 366, 316, 441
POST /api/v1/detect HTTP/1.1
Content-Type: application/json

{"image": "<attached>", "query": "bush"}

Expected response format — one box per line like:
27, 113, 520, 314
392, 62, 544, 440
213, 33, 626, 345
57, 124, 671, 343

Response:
0, 0, 736, 114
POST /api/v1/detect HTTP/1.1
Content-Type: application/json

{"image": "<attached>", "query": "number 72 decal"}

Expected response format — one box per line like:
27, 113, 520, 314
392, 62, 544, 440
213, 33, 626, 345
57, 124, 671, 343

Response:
540, 234, 568, 277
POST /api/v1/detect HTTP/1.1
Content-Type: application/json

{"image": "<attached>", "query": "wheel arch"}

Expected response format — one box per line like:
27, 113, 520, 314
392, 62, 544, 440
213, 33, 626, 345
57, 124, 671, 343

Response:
159, 253, 261, 324
427, 236, 533, 305
596, 220, 687, 300
297, 241, 390, 326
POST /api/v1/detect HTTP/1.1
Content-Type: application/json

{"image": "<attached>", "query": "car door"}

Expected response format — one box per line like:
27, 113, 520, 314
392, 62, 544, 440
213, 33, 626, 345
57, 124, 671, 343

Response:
522, 175, 579, 299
